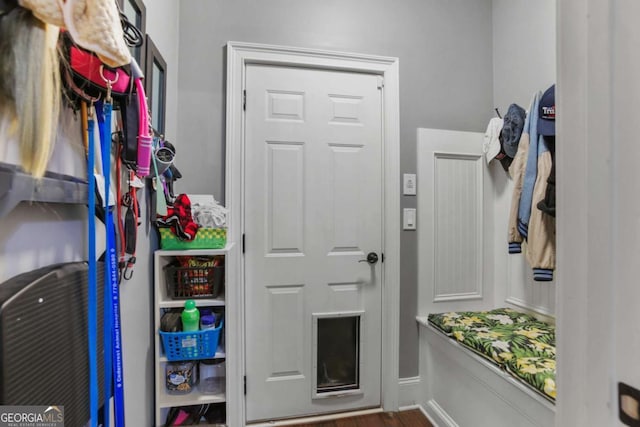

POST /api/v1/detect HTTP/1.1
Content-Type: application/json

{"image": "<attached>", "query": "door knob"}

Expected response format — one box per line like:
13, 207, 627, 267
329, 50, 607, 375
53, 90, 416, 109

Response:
359, 252, 379, 264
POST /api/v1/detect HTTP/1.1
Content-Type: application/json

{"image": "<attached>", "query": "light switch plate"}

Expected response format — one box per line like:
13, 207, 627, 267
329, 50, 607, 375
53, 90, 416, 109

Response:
403, 208, 416, 230
403, 174, 417, 195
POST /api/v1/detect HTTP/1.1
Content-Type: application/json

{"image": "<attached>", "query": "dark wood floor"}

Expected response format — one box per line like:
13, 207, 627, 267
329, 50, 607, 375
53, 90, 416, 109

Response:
287, 410, 433, 427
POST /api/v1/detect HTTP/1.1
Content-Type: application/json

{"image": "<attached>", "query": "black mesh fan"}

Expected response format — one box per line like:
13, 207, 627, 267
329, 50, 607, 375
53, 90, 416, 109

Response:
0, 262, 106, 427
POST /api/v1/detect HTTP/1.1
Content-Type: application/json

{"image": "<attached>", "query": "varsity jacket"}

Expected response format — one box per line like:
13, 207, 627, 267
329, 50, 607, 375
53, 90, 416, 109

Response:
518, 93, 541, 238
507, 92, 556, 281
508, 93, 537, 253
525, 136, 556, 281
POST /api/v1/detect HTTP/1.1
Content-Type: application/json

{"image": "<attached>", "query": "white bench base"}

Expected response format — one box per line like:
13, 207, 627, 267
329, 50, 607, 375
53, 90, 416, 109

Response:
417, 317, 555, 427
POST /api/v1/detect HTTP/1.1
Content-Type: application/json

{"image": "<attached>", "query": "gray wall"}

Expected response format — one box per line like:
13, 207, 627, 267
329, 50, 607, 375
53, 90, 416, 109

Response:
490, 0, 556, 314
121, 2, 180, 426
493, 0, 556, 114
176, 0, 494, 377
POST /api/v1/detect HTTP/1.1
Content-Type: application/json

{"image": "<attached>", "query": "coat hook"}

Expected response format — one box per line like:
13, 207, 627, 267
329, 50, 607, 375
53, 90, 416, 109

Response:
495, 108, 502, 119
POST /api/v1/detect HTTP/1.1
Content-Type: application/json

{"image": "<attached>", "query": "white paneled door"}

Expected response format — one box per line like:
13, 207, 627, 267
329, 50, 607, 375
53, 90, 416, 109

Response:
244, 64, 383, 422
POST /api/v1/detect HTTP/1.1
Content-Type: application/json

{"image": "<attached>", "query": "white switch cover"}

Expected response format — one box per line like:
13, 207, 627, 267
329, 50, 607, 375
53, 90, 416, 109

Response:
403, 208, 417, 230
403, 173, 417, 195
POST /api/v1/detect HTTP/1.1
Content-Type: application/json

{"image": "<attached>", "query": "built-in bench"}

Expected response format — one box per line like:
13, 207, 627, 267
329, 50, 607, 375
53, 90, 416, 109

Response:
417, 308, 556, 427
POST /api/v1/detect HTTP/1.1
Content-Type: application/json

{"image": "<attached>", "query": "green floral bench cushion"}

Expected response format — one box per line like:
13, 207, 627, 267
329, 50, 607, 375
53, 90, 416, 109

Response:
428, 308, 540, 334
505, 355, 556, 401
427, 308, 556, 401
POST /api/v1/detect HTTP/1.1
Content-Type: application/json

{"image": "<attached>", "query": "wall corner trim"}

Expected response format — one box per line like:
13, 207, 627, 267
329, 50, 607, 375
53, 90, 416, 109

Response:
398, 376, 421, 409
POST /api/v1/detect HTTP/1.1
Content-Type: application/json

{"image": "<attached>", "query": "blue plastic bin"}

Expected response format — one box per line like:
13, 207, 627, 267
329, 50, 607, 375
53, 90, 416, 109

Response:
159, 319, 224, 361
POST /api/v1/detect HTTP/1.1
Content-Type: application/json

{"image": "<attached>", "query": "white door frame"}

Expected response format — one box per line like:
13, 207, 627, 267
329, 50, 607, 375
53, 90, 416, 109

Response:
225, 41, 400, 425
556, 1, 618, 426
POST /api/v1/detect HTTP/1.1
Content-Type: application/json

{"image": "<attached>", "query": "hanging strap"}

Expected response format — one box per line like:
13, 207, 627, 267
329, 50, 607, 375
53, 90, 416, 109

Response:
81, 102, 89, 156
97, 93, 126, 427
152, 138, 168, 216
96, 100, 112, 427
86, 104, 99, 427
115, 134, 138, 282
116, 137, 126, 280
130, 58, 152, 178
122, 173, 138, 280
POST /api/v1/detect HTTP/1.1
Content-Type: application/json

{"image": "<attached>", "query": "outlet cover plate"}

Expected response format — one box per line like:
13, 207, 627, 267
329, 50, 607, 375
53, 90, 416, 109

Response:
403, 174, 416, 195
619, 382, 640, 426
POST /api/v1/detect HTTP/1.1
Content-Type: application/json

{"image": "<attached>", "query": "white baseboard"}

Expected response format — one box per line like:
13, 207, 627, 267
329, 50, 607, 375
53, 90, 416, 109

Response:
247, 408, 383, 427
399, 403, 442, 427
398, 376, 421, 409
424, 399, 459, 427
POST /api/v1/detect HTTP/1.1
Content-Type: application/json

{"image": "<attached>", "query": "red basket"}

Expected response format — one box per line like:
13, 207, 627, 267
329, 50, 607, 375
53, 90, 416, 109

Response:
164, 264, 224, 299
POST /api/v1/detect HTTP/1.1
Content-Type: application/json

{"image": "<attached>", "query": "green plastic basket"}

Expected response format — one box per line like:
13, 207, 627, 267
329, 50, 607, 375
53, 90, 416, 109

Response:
159, 227, 226, 250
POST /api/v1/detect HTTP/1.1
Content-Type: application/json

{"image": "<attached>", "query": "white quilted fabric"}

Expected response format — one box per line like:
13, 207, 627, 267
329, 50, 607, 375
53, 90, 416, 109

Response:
18, 0, 131, 67
18, 0, 65, 26
60, 0, 131, 67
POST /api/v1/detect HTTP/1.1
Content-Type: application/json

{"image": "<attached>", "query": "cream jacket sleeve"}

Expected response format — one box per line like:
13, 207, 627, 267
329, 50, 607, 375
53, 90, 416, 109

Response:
507, 132, 529, 253
524, 142, 556, 281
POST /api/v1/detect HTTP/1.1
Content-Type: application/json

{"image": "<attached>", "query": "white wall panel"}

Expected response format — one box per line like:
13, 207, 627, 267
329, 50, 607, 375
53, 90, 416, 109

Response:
418, 124, 557, 318
433, 153, 483, 301
417, 128, 492, 315
505, 253, 555, 318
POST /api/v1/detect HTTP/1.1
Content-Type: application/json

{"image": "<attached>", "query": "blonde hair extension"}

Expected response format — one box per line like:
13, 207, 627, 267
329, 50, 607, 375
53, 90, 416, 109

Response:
1, 7, 60, 178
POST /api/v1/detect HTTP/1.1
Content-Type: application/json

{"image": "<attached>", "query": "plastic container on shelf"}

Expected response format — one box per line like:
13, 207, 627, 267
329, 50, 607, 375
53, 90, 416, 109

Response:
165, 361, 196, 395
181, 300, 200, 332
199, 359, 226, 394
200, 314, 216, 330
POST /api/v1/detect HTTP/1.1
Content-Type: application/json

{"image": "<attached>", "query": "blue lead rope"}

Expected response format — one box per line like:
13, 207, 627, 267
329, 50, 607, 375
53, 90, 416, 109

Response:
97, 100, 126, 427
87, 110, 98, 427
96, 101, 112, 427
